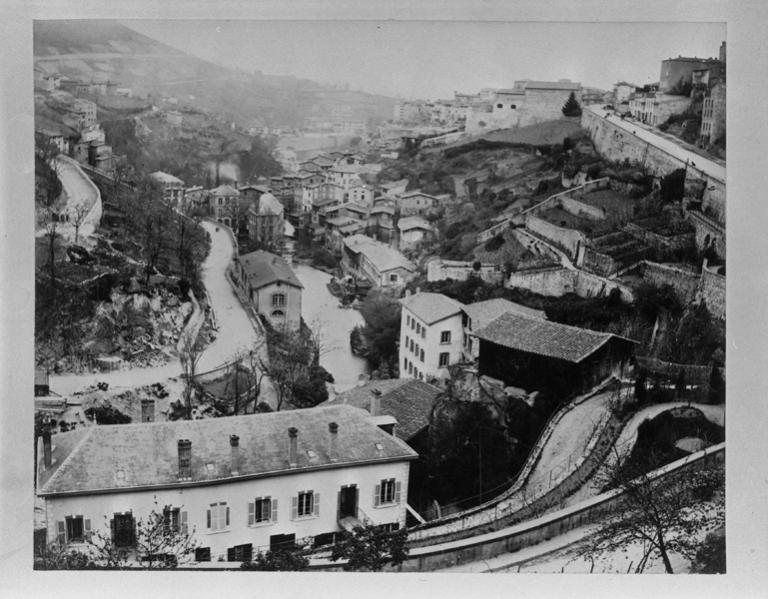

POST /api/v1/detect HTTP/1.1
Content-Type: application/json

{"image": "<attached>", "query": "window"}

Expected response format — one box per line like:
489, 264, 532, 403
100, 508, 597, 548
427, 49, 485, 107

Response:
440, 331, 451, 344
313, 532, 337, 548
272, 293, 286, 307
421, 328, 426, 339
439, 352, 450, 367
420, 349, 424, 362
416, 323, 421, 335
374, 478, 402, 506
403, 357, 408, 371
227, 543, 253, 562
389, 273, 398, 283
510, 104, 517, 109
405, 335, 409, 348
293, 491, 318, 518
406, 315, 410, 327
496, 103, 503, 109
62, 515, 87, 543
377, 522, 400, 534
408, 362, 413, 375
207, 502, 229, 532
249, 497, 277, 525
163, 507, 180, 533
195, 547, 211, 562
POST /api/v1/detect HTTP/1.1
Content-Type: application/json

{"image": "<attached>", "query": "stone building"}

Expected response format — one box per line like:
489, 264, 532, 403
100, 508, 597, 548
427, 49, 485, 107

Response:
149, 171, 185, 207
236, 250, 303, 331
699, 81, 726, 146
247, 192, 285, 249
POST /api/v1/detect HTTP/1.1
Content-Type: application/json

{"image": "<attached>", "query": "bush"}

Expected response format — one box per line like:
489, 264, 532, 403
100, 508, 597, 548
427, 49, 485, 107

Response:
241, 548, 309, 571
484, 234, 505, 252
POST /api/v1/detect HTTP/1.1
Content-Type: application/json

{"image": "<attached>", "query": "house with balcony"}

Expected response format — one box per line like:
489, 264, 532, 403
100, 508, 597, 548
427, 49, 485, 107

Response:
235, 250, 303, 331
35, 404, 417, 563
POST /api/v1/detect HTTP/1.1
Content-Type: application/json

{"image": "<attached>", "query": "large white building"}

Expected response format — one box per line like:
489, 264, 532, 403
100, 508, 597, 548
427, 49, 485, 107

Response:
36, 405, 417, 563
399, 292, 547, 382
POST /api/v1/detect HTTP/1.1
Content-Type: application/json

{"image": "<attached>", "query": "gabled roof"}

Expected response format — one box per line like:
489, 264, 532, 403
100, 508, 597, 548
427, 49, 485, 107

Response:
343, 235, 416, 274
370, 205, 395, 215
400, 292, 463, 325
149, 171, 184, 185
239, 250, 302, 290
473, 312, 635, 363
254, 192, 284, 216
397, 216, 432, 233
37, 405, 417, 497
322, 379, 441, 441
399, 190, 439, 201
463, 298, 546, 331
210, 184, 239, 197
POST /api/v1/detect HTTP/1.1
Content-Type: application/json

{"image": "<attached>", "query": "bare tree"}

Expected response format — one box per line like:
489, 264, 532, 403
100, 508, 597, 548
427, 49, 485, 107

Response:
179, 329, 204, 420
583, 447, 724, 573
69, 201, 91, 244
43, 210, 60, 299
85, 499, 198, 569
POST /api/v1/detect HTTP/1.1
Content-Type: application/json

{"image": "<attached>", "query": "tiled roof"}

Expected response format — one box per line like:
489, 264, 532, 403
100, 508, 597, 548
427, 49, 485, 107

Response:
399, 191, 439, 201
473, 312, 634, 363
255, 192, 284, 216
210, 184, 239, 197
370, 205, 395, 215
401, 292, 463, 325
464, 298, 546, 330
322, 379, 441, 440
343, 235, 416, 274
239, 250, 303, 289
397, 216, 433, 233
37, 405, 417, 496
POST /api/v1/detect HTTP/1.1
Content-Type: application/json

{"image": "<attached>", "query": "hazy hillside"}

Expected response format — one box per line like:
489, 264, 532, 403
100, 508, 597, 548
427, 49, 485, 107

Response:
34, 20, 396, 129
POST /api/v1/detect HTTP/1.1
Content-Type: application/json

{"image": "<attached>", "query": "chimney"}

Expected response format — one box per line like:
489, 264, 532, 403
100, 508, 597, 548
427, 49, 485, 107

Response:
230, 434, 240, 475
328, 422, 338, 462
288, 427, 298, 468
42, 430, 52, 469
178, 439, 192, 479
370, 389, 382, 416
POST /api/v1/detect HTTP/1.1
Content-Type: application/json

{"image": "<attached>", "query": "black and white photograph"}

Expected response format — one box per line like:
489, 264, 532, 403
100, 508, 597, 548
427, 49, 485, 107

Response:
2, 1, 768, 597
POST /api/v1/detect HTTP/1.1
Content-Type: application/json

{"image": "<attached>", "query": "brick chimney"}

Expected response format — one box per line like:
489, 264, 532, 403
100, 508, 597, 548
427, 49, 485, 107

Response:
328, 422, 338, 462
42, 430, 52, 469
288, 427, 298, 468
178, 439, 192, 479
230, 434, 240, 475
370, 388, 382, 417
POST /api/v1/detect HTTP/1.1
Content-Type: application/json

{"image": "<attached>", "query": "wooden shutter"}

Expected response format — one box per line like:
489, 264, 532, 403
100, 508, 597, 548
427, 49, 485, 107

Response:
374, 484, 381, 507
291, 496, 298, 520
225, 506, 230, 527
395, 481, 402, 504
248, 501, 255, 526
84, 519, 92, 539
56, 521, 66, 545
206, 509, 211, 529
181, 511, 188, 535
313, 493, 320, 516
337, 491, 342, 519
227, 547, 236, 562
110, 518, 116, 542
271, 499, 278, 523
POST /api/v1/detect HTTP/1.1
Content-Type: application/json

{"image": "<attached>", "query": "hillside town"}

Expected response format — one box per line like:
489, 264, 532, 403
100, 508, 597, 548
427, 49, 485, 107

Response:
32, 21, 725, 574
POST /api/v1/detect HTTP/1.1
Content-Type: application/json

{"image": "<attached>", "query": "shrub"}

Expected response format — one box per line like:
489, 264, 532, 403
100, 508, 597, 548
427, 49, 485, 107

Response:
484, 234, 505, 252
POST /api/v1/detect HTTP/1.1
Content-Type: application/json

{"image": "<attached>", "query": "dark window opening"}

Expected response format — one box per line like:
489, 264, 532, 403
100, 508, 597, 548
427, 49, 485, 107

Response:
227, 543, 253, 562
65, 516, 84, 542
313, 532, 337, 548
195, 547, 211, 562
270, 533, 296, 552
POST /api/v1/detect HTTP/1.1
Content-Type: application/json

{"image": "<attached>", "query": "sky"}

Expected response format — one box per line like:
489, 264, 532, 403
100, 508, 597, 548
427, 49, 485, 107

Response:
124, 20, 725, 100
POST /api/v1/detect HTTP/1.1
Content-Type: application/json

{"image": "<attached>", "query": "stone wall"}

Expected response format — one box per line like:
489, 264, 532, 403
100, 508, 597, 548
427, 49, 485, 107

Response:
641, 261, 700, 304
526, 215, 587, 259
506, 266, 634, 302
624, 222, 695, 252
697, 267, 725, 320
426, 258, 504, 284
686, 210, 726, 259
579, 247, 619, 277
558, 195, 605, 220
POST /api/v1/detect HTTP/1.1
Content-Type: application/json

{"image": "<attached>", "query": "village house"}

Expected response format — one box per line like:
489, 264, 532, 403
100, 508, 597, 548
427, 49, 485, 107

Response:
235, 250, 303, 331
699, 81, 726, 146
397, 216, 434, 251
210, 184, 240, 228
472, 312, 636, 397
324, 216, 366, 253
399, 292, 465, 382
72, 99, 97, 129
149, 171, 186, 207
36, 405, 417, 563
36, 129, 70, 155
396, 191, 440, 217
368, 204, 396, 243
379, 178, 409, 198
461, 298, 546, 360
342, 234, 416, 289
321, 379, 441, 446
628, 93, 692, 127
347, 184, 374, 207
326, 163, 363, 190
247, 192, 285, 249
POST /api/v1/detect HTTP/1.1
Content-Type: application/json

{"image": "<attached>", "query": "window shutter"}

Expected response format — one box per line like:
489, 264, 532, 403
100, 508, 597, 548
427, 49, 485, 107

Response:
84, 519, 92, 539
291, 496, 298, 520
395, 481, 402, 504
56, 521, 66, 545
227, 547, 235, 562
374, 484, 381, 507
206, 509, 211, 529
226, 506, 230, 527
248, 502, 255, 526
110, 518, 116, 542
313, 493, 320, 516
271, 499, 278, 523
181, 511, 188, 535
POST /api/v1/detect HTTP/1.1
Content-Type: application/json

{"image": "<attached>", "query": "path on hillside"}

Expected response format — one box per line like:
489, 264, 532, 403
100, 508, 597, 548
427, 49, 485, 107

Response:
35, 156, 101, 246
47, 220, 266, 398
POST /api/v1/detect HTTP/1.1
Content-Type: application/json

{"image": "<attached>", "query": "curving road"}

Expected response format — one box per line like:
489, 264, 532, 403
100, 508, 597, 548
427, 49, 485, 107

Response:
47, 219, 263, 396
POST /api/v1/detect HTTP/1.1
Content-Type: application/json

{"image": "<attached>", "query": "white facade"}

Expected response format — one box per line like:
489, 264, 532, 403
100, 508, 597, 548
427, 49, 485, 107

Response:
43, 460, 409, 562
399, 307, 464, 382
